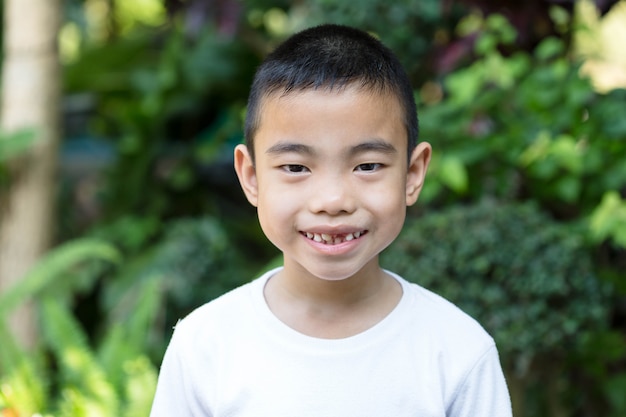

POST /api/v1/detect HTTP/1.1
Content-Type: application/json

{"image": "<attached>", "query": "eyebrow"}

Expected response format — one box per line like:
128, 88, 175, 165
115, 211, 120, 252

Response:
264, 139, 397, 157
265, 142, 315, 156
349, 139, 398, 157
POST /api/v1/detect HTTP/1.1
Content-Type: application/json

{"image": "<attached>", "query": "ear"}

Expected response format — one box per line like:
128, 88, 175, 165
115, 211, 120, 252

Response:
234, 144, 259, 207
405, 142, 432, 206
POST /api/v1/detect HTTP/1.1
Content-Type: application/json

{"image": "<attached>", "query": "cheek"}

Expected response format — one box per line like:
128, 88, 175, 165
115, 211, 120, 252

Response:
256, 206, 283, 251
363, 183, 407, 231
256, 189, 296, 236
364, 180, 407, 211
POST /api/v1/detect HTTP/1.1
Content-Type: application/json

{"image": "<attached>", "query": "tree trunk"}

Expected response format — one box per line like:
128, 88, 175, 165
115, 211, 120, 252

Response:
0, 0, 61, 348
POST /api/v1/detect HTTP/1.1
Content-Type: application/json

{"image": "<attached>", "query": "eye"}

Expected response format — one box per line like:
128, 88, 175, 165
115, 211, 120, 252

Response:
281, 164, 309, 173
355, 163, 382, 172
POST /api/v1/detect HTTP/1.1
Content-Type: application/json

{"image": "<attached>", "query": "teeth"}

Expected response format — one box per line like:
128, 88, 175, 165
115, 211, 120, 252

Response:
304, 231, 365, 245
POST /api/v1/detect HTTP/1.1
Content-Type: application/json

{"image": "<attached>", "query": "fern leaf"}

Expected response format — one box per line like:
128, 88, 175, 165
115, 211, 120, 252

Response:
0, 349, 47, 415
0, 239, 120, 316
122, 356, 158, 417
40, 297, 119, 415
98, 276, 162, 391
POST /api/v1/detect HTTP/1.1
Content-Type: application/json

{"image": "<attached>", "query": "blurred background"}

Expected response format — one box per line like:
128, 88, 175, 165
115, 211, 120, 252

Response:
0, 0, 625, 415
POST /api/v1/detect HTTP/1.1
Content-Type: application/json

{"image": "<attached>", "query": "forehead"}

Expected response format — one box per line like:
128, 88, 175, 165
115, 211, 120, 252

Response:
254, 85, 407, 156
257, 85, 404, 130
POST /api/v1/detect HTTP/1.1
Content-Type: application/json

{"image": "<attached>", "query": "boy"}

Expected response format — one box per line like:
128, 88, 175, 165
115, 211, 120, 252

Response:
150, 24, 512, 416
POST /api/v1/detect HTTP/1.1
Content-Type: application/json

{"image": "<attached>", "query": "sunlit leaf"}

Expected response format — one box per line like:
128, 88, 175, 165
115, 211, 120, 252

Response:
0, 129, 37, 162
439, 155, 469, 193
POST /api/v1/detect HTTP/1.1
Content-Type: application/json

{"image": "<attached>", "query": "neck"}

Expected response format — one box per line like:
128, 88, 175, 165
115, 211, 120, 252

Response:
263, 260, 402, 339
276, 259, 387, 307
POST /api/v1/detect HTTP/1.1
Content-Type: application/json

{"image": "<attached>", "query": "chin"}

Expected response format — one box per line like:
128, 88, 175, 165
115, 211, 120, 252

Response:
302, 262, 373, 282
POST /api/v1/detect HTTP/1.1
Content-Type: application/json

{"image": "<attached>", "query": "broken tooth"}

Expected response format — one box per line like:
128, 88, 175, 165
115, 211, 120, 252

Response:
305, 231, 364, 244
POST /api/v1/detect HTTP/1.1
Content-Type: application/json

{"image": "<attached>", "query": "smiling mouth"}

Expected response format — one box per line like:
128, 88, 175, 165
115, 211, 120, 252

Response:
301, 230, 368, 245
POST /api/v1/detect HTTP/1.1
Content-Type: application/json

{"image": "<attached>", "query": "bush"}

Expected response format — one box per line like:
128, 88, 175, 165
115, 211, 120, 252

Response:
0, 240, 156, 417
101, 217, 260, 331
418, 15, 626, 227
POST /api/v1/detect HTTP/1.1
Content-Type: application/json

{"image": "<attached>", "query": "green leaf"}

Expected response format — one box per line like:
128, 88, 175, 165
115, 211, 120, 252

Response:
535, 37, 565, 61
553, 176, 581, 203
41, 297, 119, 415
122, 356, 158, 417
0, 128, 37, 162
0, 239, 121, 316
439, 155, 469, 193
604, 373, 626, 413
519, 131, 551, 167
589, 191, 626, 247
475, 32, 497, 55
551, 134, 583, 173
0, 320, 47, 415
445, 65, 483, 105
485, 14, 517, 44
98, 277, 162, 389
0, 343, 47, 415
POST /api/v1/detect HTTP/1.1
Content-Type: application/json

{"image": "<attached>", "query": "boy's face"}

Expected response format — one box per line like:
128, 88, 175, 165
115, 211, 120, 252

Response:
235, 86, 431, 282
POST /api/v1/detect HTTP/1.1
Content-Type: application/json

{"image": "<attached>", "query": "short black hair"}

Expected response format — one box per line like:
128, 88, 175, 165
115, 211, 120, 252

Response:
244, 24, 418, 162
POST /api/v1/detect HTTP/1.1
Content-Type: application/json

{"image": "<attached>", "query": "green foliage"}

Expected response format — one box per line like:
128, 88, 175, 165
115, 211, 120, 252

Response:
0, 321, 47, 415
0, 128, 37, 190
412, 21, 626, 412
301, 0, 458, 81
419, 15, 626, 226
0, 238, 156, 417
63, 22, 258, 226
95, 216, 258, 336
590, 191, 626, 248
0, 239, 120, 317
0, 128, 37, 162
569, 330, 626, 417
41, 297, 120, 416
0, 213, 263, 415
147, 218, 249, 305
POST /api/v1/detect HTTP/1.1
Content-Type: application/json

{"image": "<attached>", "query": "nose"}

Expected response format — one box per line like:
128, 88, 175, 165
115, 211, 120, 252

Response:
307, 174, 357, 215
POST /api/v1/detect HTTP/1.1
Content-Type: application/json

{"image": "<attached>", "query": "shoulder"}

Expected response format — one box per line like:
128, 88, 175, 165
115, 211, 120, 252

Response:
390, 273, 511, 412
396, 272, 493, 342
390, 271, 497, 371
170, 269, 274, 347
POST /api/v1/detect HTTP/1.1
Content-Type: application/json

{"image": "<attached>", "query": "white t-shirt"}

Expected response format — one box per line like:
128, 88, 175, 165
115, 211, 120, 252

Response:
150, 268, 512, 417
